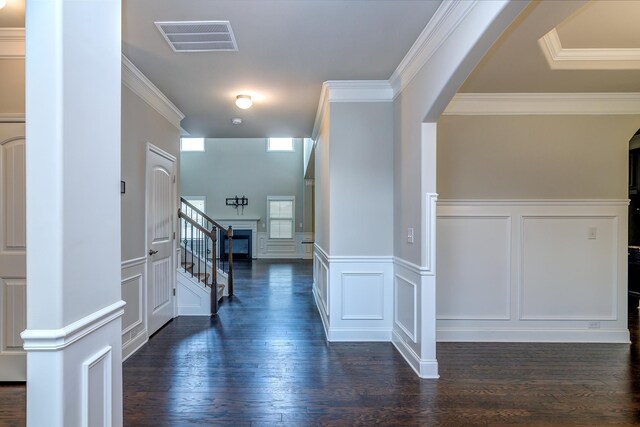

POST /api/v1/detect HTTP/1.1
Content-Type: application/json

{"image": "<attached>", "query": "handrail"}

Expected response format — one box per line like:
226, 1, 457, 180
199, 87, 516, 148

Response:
178, 198, 235, 315
178, 209, 215, 237
180, 197, 228, 232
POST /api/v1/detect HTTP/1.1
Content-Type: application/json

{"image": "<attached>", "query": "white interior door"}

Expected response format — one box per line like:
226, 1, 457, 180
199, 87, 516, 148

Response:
146, 144, 176, 336
0, 123, 26, 381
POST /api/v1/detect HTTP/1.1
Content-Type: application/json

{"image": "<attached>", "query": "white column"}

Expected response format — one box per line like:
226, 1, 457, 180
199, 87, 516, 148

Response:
22, 1, 124, 426
420, 122, 438, 377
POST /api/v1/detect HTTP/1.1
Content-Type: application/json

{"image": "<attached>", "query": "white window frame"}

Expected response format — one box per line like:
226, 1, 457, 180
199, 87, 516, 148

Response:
267, 196, 295, 240
267, 138, 294, 152
180, 137, 205, 152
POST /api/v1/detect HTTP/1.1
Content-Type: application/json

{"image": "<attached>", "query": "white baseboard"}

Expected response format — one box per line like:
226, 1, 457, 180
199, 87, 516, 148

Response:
437, 328, 630, 343
122, 331, 148, 362
392, 330, 439, 379
313, 286, 330, 339
327, 327, 392, 342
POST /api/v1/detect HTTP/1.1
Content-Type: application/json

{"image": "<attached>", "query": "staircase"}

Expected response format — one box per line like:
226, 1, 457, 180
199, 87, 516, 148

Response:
177, 198, 234, 316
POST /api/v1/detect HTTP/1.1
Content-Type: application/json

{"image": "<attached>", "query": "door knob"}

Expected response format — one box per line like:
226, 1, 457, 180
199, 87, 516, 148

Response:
149, 249, 159, 256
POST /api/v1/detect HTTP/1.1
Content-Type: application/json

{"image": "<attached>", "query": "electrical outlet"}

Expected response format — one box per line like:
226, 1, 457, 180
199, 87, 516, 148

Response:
588, 321, 600, 329
588, 226, 597, 240
407, 228, 414, 244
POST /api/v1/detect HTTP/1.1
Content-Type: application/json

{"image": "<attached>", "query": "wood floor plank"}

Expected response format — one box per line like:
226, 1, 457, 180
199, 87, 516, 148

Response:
3, 259, 640, 426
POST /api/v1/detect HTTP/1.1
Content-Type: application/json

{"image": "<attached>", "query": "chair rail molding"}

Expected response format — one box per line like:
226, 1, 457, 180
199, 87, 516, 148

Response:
21, 300, 126, 351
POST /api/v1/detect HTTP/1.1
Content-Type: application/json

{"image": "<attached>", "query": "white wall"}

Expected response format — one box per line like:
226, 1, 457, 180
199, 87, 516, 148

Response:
437, 115, 640, 199
329, 102, 394, 257
315, 106, 331, 254
120, 74, 181, 358
121, 85, 181, 261
180, 138, 305, 231
435, 114, 640, 342
391, 1, 528, 378
436, 200, 629, 342
313, 87, 395, 342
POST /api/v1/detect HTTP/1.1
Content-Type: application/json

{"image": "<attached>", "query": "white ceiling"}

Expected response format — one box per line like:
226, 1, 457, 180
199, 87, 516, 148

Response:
123, 0, 442, 138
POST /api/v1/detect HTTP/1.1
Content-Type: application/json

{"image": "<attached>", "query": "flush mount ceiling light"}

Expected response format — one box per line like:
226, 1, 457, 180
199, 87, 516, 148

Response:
235, 95, 252, 109
231, 118, 242, 125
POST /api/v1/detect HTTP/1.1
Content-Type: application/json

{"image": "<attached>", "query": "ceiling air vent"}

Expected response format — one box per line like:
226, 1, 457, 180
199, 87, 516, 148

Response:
155, 21, 238, 52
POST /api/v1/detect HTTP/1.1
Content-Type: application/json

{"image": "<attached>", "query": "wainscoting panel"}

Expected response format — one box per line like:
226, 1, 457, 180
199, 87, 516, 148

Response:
341, 272, 384, 320
392, 258, 439, 379
436, 200, 629, 343
21, 301, 124, 426
325, 255, 393, 341
394, 274, 417, 342
257, 232, 311, 259
313, 246, 330, 335
436, 216, 511, 320
121, 257, 147, 361
521, 216, 617, 320
82, 346, 112, 427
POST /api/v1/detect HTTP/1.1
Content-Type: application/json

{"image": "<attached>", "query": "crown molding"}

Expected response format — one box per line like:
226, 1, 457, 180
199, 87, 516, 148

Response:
321, 80, 394, 103
540, 28, 640, 70
443, 93, 640, 115
0, 29, 184, 129
389, 1, 478, 97
311, 80, 393, 140
121, 54, 185, 129
0, 28, 25, 59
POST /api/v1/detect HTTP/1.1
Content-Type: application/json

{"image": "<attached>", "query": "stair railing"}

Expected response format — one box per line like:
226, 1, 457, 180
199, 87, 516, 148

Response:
179, 198, 234, 297
177, 210, 219, 315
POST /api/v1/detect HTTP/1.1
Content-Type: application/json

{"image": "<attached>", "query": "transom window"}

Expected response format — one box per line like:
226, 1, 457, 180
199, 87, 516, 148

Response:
268, 196, 294, 239
180, 137, 205, 152
267, 138, 294, 152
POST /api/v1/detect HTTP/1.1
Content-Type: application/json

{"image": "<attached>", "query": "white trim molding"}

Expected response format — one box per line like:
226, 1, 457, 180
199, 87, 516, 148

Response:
82, 346, 113, 427
436, 199, 629, 343
312, 80, 393, 140
540, 28, 640, 70
389, 1, 478, 97
0, 28, 25, 59
438, 199, 630, 207
392, 330, 439, 378
0, 113, 25, 123
121, 256, 146, 269
21, 300, 126, 351
443, 93, 640, 116
122, 54, 185, 129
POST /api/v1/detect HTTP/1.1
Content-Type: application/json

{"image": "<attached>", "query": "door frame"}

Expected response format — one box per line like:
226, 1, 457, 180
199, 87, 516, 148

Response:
145, 142, 177, 331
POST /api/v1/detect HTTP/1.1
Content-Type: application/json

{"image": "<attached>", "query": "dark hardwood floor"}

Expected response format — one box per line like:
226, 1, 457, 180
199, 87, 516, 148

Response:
3, 260, 640, 425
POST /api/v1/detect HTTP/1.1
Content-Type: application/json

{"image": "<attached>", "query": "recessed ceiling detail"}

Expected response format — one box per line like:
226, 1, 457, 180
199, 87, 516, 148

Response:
539, 28, 640, 71
154, 21, 238, 53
